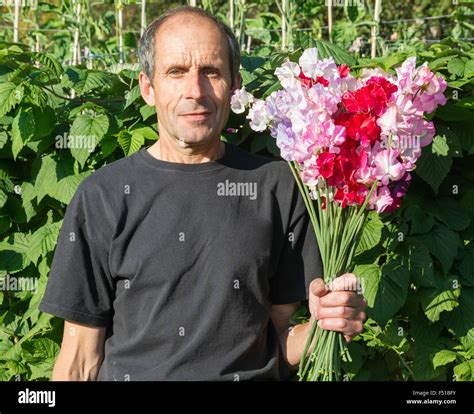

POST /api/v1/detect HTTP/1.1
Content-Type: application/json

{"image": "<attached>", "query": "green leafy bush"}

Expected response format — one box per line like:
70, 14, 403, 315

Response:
0, 36, 472, 381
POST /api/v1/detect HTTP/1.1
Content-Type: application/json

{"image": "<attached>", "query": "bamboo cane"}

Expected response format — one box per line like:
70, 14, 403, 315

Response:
141, 0, 146, 37
327, 0, 333, 43
371, 0, 382, 58
13, 0, 20, 42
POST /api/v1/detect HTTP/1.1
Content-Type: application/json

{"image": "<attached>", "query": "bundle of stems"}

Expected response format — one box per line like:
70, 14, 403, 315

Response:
288, 161, 378, 381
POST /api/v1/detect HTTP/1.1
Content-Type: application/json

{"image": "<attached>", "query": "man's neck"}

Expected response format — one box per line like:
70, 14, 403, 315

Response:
147, 138, 225, 164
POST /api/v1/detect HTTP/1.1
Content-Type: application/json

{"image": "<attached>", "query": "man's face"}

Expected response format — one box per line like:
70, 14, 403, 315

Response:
148, 15, 235, 146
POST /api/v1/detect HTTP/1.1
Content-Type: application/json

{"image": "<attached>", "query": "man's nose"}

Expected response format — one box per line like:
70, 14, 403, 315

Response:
183, 71, 206, 100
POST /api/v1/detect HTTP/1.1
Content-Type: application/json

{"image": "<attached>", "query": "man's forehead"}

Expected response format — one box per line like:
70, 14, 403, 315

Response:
155, 39, 227, 68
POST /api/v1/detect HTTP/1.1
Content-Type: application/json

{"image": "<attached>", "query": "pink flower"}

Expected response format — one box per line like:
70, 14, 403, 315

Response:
374, 149, 405, 185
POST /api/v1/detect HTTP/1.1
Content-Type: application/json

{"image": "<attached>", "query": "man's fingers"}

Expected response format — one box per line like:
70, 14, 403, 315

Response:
318, 318, 364, 337
318, 290, 367, 308
310, 277, 328, 298
315, 305, 366, 321
327, 273, 361, 293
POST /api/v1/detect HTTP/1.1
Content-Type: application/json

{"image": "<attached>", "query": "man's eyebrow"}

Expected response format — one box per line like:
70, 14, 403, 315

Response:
163, 64, 221, 72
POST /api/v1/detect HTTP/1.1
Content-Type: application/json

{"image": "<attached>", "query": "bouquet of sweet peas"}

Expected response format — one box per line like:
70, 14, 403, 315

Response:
231, 49, 447, 381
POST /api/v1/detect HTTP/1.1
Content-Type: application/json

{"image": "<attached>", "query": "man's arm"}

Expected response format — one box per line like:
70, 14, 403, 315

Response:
51, 320, 106, 381
271, 302, 312, 369
271, 273, 367, 370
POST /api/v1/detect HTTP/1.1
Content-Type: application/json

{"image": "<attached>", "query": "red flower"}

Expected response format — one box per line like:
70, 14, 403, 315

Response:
316, 152, 336, 179
341, 77, 397, 117
315, 76, 329, 87
334, 112, 381, 147
298, 68, 314, 89
338, 64, 350, 78
298, 68, 329, 88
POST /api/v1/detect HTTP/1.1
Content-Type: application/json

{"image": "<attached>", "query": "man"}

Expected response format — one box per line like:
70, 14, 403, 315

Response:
39, 6, 367, 381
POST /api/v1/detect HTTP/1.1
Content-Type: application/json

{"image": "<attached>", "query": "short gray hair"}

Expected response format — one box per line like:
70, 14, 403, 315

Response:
138, 6, 240, 87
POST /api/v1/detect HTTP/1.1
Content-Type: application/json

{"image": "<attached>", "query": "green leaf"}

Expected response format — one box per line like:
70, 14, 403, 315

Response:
444, 287, 474, 349
0, 215, 10, 234
403, 204, 434, 234
405, 237, 434, 287
33, 52, 64, 79
20, 181, 36, 223
458, 243, 474, 286
0, 82, 23, 118
31, 155, 57, 203
31, 106, 56, 140
419, 275, 461, 322
124, 84, 142, 108
62, 68, 114, 95
139, 104, 156, 122
130, 126, 158, 141
354, 263, 380, 308
355, 213, 384, 255
368, 256, 410, 327
465, 59, 474, 77
11, 106, 35, 159
26, 219, 62, 266
0, 130, 7, 149
316, 38, 356, 66
117, 130, 144, 156
0, 189, 7, 208
69, 113, 109, 166
416, 136, 452, 193
0, 250, 24, 274
447, 58, 465, 77
344, 1, 359, 22
433, 349, 458, 369
453, 361, 473, 381
52, 172, 90, 205
418, 224, 462, 274
433, 198, 470, 231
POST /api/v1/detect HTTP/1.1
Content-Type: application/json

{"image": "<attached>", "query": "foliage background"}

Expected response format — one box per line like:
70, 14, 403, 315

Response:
0, 0, 473, 381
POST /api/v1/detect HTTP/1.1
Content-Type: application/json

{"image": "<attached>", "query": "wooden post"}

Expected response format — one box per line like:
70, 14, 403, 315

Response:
141, 0, 146, 37
13, 0, 20, 42
72, 0, 81, 65
327, 0, 333, 43
371, 0, 382, 58
281, 0, 286, 50
229, 0, 234, 31
117, 0, 124, 64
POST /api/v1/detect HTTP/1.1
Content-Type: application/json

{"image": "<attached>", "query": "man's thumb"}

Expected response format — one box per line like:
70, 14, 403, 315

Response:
310, 277, 328, 298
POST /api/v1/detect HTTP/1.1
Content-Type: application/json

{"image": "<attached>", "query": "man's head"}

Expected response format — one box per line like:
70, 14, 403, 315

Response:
138, 6, 241, 148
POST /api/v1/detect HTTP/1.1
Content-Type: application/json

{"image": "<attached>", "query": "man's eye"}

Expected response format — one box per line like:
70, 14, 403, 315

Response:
169, 69, 184, 76
203, 69, 219, 76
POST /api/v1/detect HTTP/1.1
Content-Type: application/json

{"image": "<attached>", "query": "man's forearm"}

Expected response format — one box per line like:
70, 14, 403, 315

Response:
281, 316, 317, 369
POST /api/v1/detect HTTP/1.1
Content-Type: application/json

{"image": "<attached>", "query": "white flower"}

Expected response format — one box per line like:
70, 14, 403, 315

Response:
299, 48, 319, 79
230, 87, 254, 114
275, 61, 301, 89
247, 99, 271, 132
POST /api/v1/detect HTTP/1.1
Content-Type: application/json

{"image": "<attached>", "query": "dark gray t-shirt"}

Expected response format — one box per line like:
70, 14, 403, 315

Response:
39, 142, 322, 381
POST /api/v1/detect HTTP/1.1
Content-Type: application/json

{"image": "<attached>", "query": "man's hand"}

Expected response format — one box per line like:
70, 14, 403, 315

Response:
309, 273, 367, 342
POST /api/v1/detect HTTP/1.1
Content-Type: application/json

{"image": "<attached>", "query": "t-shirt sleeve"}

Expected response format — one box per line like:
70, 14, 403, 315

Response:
39, 180, 115, 327
269, 173, 323, 305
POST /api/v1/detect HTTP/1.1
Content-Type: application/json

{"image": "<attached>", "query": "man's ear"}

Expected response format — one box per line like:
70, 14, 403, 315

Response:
139, 71, 156, 106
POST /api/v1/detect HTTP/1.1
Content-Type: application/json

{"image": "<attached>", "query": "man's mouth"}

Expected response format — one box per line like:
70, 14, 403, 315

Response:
181, 112, 212, 121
